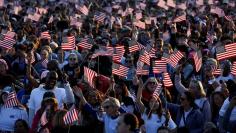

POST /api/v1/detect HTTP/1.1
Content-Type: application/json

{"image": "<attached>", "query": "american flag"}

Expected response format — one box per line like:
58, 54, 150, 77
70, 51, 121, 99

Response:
167, 0, 176, 8
163, 72, 173, 87
196, 0, 204, 6
77, 5, 89, 16
145, 45, 156, 58
216, 43, 236, 61
77, 37, 93, 50
136, 12, 142, 20
41, 59, 48, 68
129, 41, 140, 53
107, 46, 125, 62
193, 51, 202, 72
133, 21, 146, 29
206, 33, 214, 44
137, 42, 145, 50
94, 12, 106, 23
84, 67, 97, 89
61, 36, 75, 50
139, 50, 150, 65
152, 83, 162, 100
225, 15, 233, 22
91, 48, 113, 59
27, 13, 41, 22
173, 15, 186, 23
213, 68, 221, 75
63, 108, 79, 125
4, 91, 18, 108
136, 61, 149, 75
0, 34, 16, 49
40, 111, 48, 126
4, 31, 16, 38
157, 0, 168, 10
169, 50, 184, 68
40, 31, 51, 40
112, 63, 129, 78
231, 62, 236, 76
153, 60, 167, 74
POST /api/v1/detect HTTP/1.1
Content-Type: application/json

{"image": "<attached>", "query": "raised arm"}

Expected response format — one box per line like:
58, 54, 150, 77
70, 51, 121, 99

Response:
134, 75, 145, 114
174, 65, 188, 94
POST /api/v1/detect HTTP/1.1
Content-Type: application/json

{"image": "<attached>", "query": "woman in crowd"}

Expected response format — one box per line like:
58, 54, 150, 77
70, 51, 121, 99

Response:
175, 65, 212, 123
30, 92, 59, 133
117, 113, 139, 133
136, 78, 177, 133
14, 119, 29, 133
0, 88, 28, 132
167, 91, 204, 133
211, 91, 226, 125
73, 86, 123, 133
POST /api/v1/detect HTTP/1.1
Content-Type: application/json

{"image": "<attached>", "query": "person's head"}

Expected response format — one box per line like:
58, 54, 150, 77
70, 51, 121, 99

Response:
45, 71, 58, 90
0, 59, 8, 75
87, 90, 103, 106
14, 119, 29, 133
125, 54, 134, 67
157, 126, 171, 133
189, 80, 206, 98
220, 60, 231, 77
102, 97, 120, 116
147, 97, 163, 117
68, 53, 78, 66
117, 113, 139, 133
180, 91, 196, 108
40, 49, 49, 60
41, 45, 52, 54
162, 43, 173, 54
41, 92, 58, 111
47, 60, 60, 71
145, 77, 158, 92
52, 109, 68, 128
211, 91, 225, 108
155, 38, 163, 51
114, 82, 129, 100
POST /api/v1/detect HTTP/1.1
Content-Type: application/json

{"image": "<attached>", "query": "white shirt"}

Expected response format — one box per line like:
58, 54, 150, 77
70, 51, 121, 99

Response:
142, 112, 176, 133
28, 85, 66, 113
0, 106, 28, 132
97, 113, 119, 133
219, 97, 236, 121
179, 108, 193, 127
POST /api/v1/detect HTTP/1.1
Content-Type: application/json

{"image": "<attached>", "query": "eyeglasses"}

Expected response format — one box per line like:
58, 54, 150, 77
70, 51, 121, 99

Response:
148, 82, 156, 85
103, 105, 111, 109
69, 58, 76, 61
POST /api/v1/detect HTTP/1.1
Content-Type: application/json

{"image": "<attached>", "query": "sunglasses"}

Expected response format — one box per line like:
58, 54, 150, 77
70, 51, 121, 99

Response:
148, 82, 156, 85
69, 58, 76, 61
103, 105, 111, 109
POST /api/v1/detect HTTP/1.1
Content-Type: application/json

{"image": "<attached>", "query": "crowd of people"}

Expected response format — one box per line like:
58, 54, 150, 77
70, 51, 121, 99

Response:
0, 0, 236, 133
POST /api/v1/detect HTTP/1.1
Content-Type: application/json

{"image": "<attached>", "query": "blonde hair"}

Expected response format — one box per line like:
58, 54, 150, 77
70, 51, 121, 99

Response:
102, 97, 120, 108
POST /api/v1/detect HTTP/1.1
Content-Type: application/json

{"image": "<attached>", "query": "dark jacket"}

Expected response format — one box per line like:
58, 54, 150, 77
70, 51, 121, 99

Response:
168, 103, 204, 133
